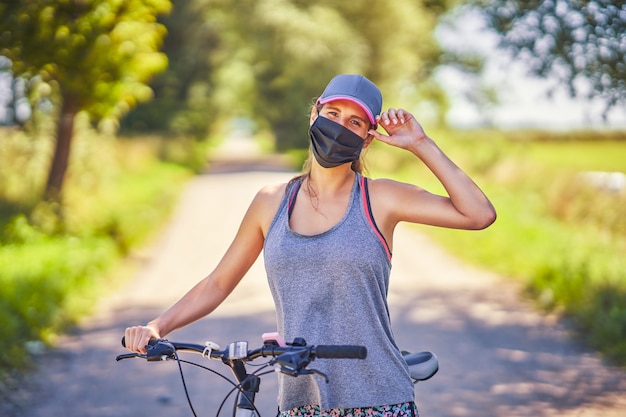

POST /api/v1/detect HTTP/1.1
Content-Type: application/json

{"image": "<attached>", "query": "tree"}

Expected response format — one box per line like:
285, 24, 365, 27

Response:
119, 0, 457, 150
177, 0, 456, 150
252, 0, 457, 149
0, 0, 171, 201
120, 0, 219, 138
473, 0, 626, 119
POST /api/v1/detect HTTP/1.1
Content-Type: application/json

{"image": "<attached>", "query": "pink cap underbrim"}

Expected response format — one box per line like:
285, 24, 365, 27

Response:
317, 96, 378, 128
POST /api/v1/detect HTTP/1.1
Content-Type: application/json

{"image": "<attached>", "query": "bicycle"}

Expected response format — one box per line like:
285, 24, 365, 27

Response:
116, 332, 438, 417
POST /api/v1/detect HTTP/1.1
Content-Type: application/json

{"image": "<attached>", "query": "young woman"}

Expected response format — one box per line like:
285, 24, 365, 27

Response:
124, 74, 496, 417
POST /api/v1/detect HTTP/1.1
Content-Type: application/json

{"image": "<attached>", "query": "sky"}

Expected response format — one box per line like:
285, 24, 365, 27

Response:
435, 9, 626, 130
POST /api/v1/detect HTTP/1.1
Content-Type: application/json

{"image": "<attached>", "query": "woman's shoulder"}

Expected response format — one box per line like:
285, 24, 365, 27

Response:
256, 174, 304, 201
251, 181, 291, 235
365, 176, 427, 204
256, 181, 288, 201
250, 179, 296, 217
366, 177, 422, 192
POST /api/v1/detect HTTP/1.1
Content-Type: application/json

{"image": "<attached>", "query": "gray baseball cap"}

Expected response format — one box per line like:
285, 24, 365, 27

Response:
317, 74, 382, 127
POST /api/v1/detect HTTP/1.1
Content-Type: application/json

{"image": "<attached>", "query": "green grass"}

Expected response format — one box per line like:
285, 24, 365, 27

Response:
368, 129, 626, 366
0, 127, 194, 376
0, 235, 119, 362
525, 141, 626, 171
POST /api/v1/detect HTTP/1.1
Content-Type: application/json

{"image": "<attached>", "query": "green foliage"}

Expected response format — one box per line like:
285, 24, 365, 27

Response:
121, 0, 455, 147
0, 0, 171, 125
546, 174, 626, 239
0, 233, 119, 370
244, 0, 448, 149
369, 128, 626, 365
0, 127, 192, 377
516, 133, 626, 171
527, 258, 626, 362
472, 0, 626, 119
0, 128, 51, 206
0, 0, 173, 200
121, 0, 220, 137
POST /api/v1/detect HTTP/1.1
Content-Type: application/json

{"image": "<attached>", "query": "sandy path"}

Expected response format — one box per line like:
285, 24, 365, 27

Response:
7, 142, 625, 417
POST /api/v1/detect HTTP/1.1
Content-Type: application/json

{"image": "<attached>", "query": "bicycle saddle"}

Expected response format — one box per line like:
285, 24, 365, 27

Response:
402, 351, 439, 382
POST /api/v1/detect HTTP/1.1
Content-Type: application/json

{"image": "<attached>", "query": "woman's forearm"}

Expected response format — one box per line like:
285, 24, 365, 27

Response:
147, 274, 229, 337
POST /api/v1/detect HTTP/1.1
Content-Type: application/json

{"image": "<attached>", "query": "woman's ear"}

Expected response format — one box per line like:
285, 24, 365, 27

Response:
363, 132, 376, 148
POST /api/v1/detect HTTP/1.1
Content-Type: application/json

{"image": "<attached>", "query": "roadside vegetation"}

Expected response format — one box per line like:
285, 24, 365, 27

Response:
369, 128, 626, 366
0, 122, 196, 379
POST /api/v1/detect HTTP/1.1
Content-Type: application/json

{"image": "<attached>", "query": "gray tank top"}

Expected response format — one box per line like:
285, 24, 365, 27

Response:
264, 173, 414, 411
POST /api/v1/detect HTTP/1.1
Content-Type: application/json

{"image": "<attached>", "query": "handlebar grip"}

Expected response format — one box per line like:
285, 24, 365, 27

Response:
121, 336, 158, 348
315, 345, 367, 359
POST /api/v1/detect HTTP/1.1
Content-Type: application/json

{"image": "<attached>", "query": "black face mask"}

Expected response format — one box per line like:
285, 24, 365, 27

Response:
309, 117, 365, 168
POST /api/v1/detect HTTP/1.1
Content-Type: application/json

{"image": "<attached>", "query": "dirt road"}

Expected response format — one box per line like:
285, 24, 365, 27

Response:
8, 140, 626, 417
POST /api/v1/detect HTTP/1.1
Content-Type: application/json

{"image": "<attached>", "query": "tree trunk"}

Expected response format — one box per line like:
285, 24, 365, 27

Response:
44, 92, 79, 202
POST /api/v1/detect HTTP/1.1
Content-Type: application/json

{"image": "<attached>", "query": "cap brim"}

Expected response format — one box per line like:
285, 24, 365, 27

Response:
317, 96, 377, 127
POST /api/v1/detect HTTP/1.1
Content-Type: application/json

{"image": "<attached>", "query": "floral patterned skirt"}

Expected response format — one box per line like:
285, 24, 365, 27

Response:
278, 401, 418, 417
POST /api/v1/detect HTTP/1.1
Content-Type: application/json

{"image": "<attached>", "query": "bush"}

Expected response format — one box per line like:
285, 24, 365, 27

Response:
0, 233, 119, 370
0, 127, 193, 378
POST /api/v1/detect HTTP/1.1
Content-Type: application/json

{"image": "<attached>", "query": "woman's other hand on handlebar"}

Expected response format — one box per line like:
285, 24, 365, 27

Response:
124, 325, 160, 354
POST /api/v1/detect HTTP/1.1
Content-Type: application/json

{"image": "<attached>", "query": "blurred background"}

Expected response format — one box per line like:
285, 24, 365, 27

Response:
0, 0, 624, 400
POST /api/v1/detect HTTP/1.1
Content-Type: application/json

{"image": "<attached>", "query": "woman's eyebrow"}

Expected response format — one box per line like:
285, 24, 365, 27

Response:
352, 114, 368, 124
325, 105, 368, 124
347, 113, 368, 124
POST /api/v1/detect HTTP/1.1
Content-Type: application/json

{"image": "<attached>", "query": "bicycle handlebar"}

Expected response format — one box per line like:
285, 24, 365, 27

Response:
117, 335, 434, 417
119, 336, 367, 361
315, 345, 366, 359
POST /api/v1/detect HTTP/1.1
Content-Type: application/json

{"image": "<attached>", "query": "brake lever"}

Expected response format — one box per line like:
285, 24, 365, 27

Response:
116, 340, 176, 362
270, 350, 311, 374
273, 364, 329, 383
116, 353, 145, 361
271, 350, 330, 383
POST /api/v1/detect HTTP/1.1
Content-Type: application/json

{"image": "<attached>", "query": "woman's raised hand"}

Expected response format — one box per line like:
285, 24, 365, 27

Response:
369, 108, 428, 152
